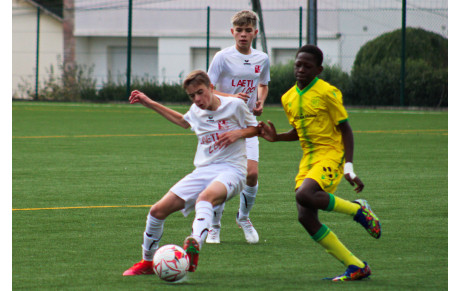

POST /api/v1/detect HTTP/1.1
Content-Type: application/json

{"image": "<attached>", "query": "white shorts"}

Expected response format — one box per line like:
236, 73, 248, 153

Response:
170, 164, 246, 217
246, 136, 259, 162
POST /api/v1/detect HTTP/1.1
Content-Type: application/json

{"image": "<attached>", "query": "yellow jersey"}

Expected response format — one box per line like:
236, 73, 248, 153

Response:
281, 77, 348, 169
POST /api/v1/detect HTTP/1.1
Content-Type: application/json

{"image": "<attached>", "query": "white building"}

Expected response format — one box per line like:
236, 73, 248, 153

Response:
12, 0, 448, 97
12, 0, 63, 98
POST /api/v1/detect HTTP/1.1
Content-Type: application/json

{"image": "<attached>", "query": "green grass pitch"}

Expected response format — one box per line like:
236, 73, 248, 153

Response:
12, 101, 447, 290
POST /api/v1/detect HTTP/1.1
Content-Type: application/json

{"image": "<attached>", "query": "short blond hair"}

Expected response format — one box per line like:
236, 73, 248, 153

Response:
231, 10, 258, 28
182, 70, 211, 89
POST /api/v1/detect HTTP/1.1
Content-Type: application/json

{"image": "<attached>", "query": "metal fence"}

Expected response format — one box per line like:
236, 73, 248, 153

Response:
12, 0, 448, 104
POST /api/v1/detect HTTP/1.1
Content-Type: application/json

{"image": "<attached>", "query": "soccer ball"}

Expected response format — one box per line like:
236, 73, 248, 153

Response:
153, 244, 189, 282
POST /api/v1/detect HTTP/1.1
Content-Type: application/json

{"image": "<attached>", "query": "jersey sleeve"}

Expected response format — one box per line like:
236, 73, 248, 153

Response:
236, 99, 258, 128
281, 93, 295, 128
207, 52, 223, 86
259, 56, 271, 85
325, 86, 348, 125
183, 109, 196, 132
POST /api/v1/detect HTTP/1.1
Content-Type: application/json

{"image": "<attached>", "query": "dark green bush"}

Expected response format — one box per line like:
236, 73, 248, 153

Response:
347, 58, 448, 107
404, 59, 447, 107
265, 60, 296, 104
354, 28, 447, 70
135, 81, 188, 103
267, 61, 352, 105
97, 77, 188, 103
97, 82, 126, 102
348, 59, 401, 106
320, 64, 351, 98
351, 27, 447, 107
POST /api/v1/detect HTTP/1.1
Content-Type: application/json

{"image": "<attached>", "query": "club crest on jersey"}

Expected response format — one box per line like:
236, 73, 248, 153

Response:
255, 65, 260, 73
311, 96, 321, 108
217, 119, 230, 130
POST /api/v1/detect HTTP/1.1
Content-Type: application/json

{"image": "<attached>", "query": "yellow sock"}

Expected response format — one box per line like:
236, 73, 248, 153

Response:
325, 193, 360, 216
312, 225, 365, 268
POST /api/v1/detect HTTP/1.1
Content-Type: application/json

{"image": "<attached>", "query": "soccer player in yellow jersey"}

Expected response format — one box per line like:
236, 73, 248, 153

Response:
258, 45, 381, 281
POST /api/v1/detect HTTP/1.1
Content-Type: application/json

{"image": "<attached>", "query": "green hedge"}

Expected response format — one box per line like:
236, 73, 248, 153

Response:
25, 60, 446, 107
265, 61, 296, 104
354, 28, 447, 70
266, 61, 352, 104
349, 27, 447, 107
20, 27, 446, 108
347, 58, 447, 107
89, 78, 189, 103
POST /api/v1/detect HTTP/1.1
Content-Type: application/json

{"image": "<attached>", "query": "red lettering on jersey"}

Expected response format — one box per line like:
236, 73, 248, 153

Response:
232, 79, 254, 87
201, 133, 220, 144
218, 120, 229, 130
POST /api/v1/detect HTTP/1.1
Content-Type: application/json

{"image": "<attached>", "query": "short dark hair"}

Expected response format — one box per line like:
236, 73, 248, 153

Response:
183, 70, 211, 89
296, 44, 323, 66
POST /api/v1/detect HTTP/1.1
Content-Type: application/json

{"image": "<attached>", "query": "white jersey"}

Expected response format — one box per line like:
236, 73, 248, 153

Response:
208, 46, 270, 112
183, 96, 258, 172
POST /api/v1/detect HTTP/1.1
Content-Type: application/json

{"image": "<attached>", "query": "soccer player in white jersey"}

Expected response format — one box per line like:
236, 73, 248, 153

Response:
123, 70, 258, 276
206, 10, 270, 244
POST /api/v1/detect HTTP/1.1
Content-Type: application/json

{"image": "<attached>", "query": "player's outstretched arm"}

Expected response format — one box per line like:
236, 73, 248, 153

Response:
338, 121, 364, 193
258, 121, 299, 142
215, 126, 258, 149
129, 90, 190, 129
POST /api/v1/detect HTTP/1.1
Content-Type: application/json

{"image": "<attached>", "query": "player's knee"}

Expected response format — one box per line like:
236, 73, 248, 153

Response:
246, 166, 259, 186
149, 204, 167, 220
246, 160, 258, 186
197, 193, 225, 207
295, 190, 314, 208
246, 170, 258, 186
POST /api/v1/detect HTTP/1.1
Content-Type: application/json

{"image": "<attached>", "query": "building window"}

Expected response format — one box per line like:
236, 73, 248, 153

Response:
108, 46, 159, 81
191, 47, 220, 72
272, 48, 298, 65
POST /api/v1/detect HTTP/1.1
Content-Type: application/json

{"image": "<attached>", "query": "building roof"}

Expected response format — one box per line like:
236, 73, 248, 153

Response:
27, 0, 63, 20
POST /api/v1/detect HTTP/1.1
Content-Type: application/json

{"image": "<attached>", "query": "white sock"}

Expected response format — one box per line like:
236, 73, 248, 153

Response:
238, 183, 258, 220
192, 201, 213, 248
142, 214, 164, 261
210, 203, 224, 228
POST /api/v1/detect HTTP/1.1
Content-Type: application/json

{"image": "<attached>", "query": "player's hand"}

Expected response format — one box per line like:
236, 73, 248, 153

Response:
234, 92, 250, 102
215, 131, 241, 149
252, 100, 264, 116
345, 174, 364, 193
129, 90, 151, 106
344, 162, 364, 193
258, 120, 277, 142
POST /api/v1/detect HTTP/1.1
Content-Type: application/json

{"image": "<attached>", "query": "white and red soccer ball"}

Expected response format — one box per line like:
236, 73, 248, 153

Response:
153, 244, 190, 282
